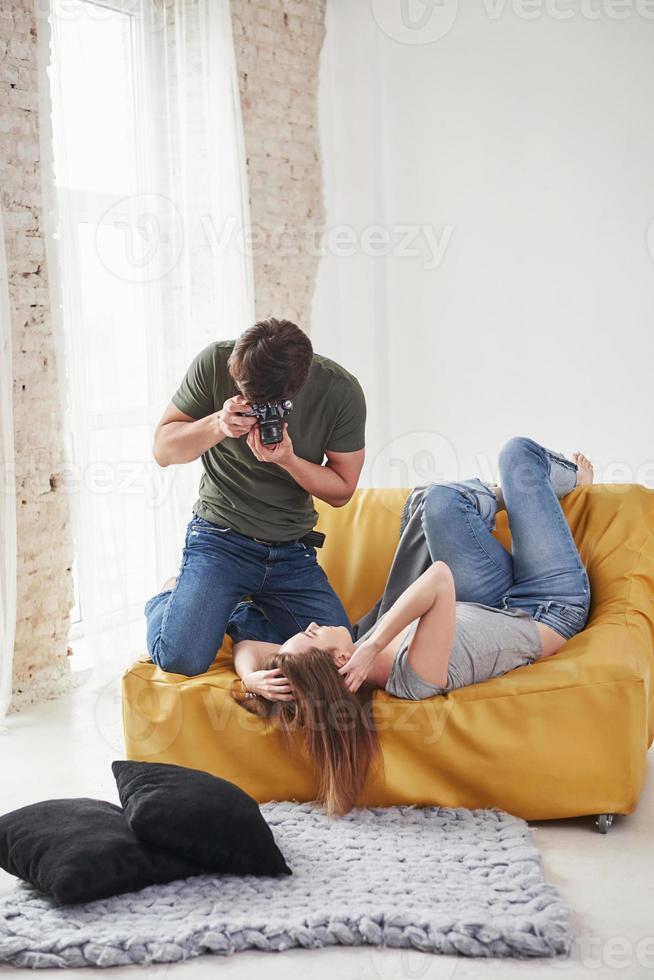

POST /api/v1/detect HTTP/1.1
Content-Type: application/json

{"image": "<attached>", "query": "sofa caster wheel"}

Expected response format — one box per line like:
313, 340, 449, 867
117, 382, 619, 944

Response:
595, 813, 614, 834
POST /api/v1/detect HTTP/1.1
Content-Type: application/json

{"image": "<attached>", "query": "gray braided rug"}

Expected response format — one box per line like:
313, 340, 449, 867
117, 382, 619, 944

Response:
0, 802, 570, 968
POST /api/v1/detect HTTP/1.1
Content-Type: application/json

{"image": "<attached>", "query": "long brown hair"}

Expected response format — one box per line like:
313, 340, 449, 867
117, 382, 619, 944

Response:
233, 649, 380, 816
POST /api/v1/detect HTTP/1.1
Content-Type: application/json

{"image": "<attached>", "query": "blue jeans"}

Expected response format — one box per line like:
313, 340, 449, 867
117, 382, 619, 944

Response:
144, 516, 351, 676
421, 437, 591, 640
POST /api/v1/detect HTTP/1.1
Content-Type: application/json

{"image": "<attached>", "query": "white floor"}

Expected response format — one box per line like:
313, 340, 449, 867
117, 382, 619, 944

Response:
1, 663, 653, 980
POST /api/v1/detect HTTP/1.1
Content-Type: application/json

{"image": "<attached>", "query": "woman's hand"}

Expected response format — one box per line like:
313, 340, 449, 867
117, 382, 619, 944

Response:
338, 640, 379, 693
243, 668, 294, 701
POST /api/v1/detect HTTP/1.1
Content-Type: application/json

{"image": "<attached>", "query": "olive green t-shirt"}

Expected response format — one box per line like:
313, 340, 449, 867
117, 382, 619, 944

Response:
171, 341, 366, 542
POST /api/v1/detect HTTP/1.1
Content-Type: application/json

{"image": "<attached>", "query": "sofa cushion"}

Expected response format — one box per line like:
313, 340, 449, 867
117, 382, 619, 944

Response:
112, 760, 291, 876
0, 798, 204, 904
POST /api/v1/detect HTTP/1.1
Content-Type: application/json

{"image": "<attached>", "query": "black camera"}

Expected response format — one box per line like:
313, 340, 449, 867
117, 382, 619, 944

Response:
239, 398, 293, 445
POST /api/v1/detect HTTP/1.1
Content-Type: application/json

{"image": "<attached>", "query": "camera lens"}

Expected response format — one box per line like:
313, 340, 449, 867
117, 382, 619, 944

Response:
260, 418, 283, 445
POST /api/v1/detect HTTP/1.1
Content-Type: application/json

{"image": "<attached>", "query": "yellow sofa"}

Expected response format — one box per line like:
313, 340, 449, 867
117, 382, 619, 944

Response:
123, 484, 654, 827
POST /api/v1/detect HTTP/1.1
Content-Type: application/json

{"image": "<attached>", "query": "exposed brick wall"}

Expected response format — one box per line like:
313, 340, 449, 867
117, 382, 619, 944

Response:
230, 0, 326, 332
0, 1, 74, 709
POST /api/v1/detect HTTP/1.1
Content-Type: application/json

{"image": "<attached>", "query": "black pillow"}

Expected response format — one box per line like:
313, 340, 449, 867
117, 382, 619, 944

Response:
0, 798, 206, 904
112, 760, 291, 876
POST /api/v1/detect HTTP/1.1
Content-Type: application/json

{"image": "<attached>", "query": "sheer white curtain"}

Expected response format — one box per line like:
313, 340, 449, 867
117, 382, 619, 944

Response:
0, 203, 17, 720
39, 0, 253, 668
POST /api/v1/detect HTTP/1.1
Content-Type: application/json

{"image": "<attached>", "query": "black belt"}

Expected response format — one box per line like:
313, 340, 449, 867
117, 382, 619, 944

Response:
196, 514, 326, 550
253, 529, 326, 549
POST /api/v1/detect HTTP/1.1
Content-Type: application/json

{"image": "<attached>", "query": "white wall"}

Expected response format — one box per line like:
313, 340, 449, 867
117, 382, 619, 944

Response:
312, 0, 654, 489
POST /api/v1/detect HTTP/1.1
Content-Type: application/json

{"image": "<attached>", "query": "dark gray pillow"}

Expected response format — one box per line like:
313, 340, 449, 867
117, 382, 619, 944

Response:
0, 798, 205, 904
112, 760, 291, 876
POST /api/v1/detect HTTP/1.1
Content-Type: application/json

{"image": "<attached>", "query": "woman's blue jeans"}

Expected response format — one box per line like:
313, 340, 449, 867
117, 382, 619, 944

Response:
421, 437, 591, 640
144, 516, 351, 676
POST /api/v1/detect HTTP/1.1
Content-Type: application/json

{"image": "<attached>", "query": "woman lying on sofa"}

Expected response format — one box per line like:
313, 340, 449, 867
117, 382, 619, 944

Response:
231, 436, 593, 813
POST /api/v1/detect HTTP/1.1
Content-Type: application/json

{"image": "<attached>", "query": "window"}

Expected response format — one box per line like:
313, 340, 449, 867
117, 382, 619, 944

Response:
44, 0, 254, 669
49, 0, 165, 662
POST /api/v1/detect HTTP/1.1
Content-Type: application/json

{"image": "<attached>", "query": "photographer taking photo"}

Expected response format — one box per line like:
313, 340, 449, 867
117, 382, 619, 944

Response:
144, 317, 366, 678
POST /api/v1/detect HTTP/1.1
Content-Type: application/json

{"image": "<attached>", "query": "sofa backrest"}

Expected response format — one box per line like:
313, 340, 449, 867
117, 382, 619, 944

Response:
315, 488, 410, 624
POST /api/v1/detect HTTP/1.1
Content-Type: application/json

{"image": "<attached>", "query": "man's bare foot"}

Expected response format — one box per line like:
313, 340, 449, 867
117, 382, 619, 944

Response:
162, 575, 177, 592
572, 452, 594, 487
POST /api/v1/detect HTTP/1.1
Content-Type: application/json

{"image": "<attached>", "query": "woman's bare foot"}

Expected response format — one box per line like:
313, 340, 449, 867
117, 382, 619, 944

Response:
572, 452, 594, 487
161, 575, 177, 592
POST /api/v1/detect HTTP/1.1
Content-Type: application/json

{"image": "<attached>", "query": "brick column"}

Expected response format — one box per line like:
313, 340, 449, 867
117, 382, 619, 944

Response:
0, 1, 74, 709
230, 0, 326, 331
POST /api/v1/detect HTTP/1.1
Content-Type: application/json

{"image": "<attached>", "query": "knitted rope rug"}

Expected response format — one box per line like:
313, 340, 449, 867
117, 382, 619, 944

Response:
0, 803, 571, 968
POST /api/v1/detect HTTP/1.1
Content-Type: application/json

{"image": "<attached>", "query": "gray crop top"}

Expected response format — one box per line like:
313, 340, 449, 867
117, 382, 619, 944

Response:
356, 601, 543, 701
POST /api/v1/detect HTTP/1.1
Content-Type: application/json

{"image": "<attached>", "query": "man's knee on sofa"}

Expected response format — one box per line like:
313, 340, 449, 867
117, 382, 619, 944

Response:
150, 635, 217, 677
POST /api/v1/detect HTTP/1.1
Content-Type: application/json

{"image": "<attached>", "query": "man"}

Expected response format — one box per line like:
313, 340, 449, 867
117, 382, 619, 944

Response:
144, 317, 366, 676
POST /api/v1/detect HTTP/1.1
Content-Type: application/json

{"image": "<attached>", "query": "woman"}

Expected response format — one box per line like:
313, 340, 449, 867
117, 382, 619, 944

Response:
232, 437, 593, 813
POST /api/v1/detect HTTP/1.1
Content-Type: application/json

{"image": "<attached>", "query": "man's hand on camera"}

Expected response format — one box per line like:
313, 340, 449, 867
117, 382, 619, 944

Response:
217, 395, 256, 439
247, 422, 295, 466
